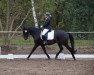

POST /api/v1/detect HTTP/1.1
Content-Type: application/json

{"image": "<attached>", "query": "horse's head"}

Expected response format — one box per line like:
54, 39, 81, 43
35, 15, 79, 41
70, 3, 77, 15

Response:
22, 27, 30, 40
22, 26, 41, 40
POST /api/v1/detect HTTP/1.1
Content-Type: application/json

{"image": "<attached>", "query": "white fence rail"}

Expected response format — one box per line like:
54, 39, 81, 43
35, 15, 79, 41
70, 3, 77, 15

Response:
0, 31, 94, 34
0, 53, 94, 59
0, 31, 22, 34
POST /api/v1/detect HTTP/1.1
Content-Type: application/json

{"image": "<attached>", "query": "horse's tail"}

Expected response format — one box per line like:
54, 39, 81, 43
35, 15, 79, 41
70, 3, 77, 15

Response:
68, 33, 76, 53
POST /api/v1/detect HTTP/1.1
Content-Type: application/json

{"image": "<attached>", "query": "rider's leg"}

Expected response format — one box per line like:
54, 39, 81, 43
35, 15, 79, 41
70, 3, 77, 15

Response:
43, 34, 47, 44
44, 29, 51, 44
42, 29, 50, 44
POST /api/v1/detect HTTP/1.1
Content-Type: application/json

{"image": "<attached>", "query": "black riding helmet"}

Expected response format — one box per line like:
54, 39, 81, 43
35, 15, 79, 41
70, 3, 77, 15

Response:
45, 12, 52, 17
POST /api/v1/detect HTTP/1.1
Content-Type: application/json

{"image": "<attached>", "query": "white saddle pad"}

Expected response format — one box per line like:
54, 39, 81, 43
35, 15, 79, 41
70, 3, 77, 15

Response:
41, 29, 49, 35
41, 29, 54, 40
47, 30, 54, 40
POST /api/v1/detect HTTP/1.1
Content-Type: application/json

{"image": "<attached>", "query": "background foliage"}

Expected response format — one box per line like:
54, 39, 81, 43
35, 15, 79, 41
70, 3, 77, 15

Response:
0, 0, 94, 31
0, 0, 94, 46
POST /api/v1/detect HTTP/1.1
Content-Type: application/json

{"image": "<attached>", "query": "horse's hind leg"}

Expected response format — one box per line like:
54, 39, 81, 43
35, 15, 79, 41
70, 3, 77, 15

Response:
41, 45, 50, 59
64, 44, 76, 60
55, 43, 63, 59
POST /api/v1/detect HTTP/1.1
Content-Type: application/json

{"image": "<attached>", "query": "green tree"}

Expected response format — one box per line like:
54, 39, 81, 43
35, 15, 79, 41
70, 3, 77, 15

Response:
59, 0, 94, 31
0, 0, 32, 46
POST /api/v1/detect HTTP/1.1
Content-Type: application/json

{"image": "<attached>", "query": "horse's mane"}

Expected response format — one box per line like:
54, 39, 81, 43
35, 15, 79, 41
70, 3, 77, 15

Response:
26, 27, 41, 35
24, 26, 40, 30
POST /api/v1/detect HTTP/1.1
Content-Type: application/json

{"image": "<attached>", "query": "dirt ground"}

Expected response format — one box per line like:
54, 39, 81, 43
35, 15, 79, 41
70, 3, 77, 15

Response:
0, 59, 94, 75
1, 46, 94, 54
0, 46, 94, 75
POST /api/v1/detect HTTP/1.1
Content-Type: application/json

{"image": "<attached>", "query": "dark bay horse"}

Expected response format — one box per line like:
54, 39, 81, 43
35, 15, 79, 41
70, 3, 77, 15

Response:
22, 27, 76, 60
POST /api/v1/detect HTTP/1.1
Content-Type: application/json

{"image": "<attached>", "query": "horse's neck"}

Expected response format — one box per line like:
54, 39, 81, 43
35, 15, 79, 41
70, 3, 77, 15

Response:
30, 28, 41, 39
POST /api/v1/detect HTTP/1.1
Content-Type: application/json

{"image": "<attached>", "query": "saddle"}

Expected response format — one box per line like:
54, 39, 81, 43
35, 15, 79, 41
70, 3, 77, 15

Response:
40, 29, 54, 40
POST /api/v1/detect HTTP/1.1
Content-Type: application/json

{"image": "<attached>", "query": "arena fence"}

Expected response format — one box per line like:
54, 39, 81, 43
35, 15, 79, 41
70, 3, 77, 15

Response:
0, 53, 94, 59
0, 31, 94, 46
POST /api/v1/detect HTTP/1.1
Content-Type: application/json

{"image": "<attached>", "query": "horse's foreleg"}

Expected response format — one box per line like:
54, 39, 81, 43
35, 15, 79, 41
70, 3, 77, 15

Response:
55, 43, 63, 59
41, 45, 50, 59
27, 44, 39, 59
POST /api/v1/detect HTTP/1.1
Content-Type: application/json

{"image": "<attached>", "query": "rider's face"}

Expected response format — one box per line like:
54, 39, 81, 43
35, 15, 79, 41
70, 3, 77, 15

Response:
44, 15, 48, 20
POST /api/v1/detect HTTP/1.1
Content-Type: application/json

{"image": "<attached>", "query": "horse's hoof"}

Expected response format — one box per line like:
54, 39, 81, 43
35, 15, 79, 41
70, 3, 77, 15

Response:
55, 57, 58, 60
27, 58, 29, 60
73, 58, 76, 61
48, 57, 51, 59
47, 57, 50, 59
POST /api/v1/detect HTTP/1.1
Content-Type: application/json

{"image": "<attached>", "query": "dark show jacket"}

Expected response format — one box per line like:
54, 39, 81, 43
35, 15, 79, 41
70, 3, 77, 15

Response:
43, 17, 51, 29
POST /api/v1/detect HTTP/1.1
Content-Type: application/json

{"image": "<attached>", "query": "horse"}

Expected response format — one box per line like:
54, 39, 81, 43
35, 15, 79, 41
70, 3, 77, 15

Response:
22, 27, 76, 60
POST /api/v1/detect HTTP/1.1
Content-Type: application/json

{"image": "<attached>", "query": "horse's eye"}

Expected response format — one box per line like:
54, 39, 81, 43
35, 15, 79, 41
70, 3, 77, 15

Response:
25, 30, 27, 33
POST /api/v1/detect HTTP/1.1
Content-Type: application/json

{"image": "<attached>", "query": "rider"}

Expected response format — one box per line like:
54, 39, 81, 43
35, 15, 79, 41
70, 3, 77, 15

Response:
42, 12, 52, 44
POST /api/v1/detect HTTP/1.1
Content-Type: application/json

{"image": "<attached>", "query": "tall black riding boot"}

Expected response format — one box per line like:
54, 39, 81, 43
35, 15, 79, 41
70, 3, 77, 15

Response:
43, 35, 47, 44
